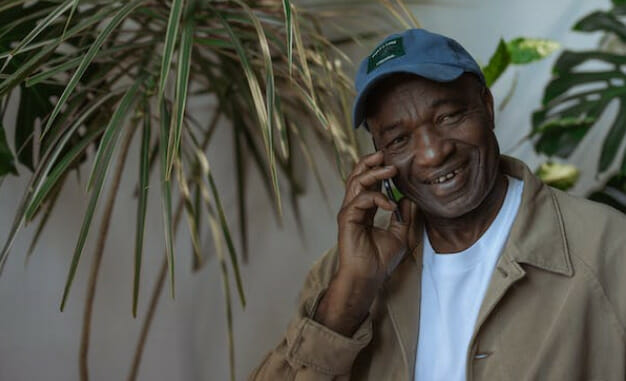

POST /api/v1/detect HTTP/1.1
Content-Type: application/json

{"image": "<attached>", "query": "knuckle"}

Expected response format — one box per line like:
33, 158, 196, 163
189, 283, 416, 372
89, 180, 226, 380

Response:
337, 207, 347, 223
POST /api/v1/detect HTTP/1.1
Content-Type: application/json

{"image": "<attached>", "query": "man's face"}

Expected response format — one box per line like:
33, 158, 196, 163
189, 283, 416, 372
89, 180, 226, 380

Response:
367, 73, 500, 219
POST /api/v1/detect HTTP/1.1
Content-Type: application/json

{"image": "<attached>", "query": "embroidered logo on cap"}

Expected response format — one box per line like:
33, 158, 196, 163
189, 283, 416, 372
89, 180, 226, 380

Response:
367, 37, 405, 73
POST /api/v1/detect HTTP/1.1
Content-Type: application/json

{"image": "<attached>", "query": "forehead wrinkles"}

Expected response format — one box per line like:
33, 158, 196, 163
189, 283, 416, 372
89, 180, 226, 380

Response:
380, 82, 432, 124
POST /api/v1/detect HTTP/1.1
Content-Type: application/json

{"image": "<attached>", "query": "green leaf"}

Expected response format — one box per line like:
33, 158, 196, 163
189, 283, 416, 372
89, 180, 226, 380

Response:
175, 159, 203, 271
574, 10, 626, 42
24, 92, 120, 220
192, 184, 203, 269
233, 121, 248, 262
15, 82, 64, 171
533, 47, 626, 172
196, 150, 245, 308
25, 126, 104, 221
61, 0, 79, 40
234, 101, 282, 225
87, 75, 145, 191
215, 9, 270, 152
0, 91, 120, 274
622, 146, 626, 176
215, 6, 283, 217
157, 0, 184, 104
0, 4, 118, 94
4, 0, 73, 66
282, 0, 293, 76
204, 189, 236, 381
41, 0, 144, 139
25, 41, 155, 87
0, 2, 56, 48
165, 12, 194, 180
0, 1, 29, 14
292, 6, 314, 94
531, 115, 595, 153
0, 121, 17, 177
588, 190, 626, 213
25, 173, 66, 261
60, 78, 143, 311
542, 71, 623, 105
133, 102, 151, 318
159, 101, 175, 298
587, 174, 626, 213
506, 38, 560, 64
598, 100, 626, 172
536, 161, 580, 190
551, 50, 626, 76
482, 38, 511, 87
232, 0, 281, 218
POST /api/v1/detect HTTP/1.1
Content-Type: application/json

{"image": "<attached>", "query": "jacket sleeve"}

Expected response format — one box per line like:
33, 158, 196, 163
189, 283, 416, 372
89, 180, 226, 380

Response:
249, 247, 374, 380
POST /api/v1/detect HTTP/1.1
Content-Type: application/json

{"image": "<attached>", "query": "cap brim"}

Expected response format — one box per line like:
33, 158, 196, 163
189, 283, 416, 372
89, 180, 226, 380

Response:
352, 63, 465, 129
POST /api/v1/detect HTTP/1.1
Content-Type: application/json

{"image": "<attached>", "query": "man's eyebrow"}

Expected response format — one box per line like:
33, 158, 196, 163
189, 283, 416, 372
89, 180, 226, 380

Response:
378, 123, 402, 139
429, 97, 466, 109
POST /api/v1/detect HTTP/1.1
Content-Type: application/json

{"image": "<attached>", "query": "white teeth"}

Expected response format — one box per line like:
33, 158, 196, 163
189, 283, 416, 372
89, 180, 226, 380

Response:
431, 165, 464, 184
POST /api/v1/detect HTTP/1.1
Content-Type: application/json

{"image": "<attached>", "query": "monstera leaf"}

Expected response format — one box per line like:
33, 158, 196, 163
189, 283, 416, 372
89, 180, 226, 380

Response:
532, 5, 626, 175
536, 161, 580, 191
482, 37, 559, 87
588, 174, 626, 213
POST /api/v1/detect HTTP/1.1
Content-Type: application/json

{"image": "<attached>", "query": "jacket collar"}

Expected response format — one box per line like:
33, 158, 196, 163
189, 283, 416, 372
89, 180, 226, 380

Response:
499, 155, 574, 276
408, 154, 574, 276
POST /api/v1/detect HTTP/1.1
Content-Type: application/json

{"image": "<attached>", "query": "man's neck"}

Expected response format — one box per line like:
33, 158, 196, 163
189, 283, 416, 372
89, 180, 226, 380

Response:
422, 172, 509, 254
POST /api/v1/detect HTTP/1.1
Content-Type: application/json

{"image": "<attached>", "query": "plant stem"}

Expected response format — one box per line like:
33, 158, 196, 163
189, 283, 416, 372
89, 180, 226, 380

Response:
79, 124, 138, 381
127, 200, 184, 381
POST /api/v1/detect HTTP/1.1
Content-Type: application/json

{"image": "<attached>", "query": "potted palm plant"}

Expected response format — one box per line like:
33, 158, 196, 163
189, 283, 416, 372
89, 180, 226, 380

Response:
0, 1, 418, 379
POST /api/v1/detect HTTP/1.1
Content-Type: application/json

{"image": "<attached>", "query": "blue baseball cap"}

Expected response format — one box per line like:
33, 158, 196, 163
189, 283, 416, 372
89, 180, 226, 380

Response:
352, 28, 485, 129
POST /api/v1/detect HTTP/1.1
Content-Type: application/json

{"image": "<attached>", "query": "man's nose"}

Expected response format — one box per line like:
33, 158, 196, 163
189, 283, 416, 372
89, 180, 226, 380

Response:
411, 126, 455, 167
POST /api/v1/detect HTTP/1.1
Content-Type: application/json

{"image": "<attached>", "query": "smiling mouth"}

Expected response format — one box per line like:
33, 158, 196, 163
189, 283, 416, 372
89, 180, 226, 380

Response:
425, 163, 467, 185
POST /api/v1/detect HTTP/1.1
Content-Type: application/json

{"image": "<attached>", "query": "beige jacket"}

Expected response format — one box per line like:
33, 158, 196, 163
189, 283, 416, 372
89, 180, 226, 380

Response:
250, 156, 626, 380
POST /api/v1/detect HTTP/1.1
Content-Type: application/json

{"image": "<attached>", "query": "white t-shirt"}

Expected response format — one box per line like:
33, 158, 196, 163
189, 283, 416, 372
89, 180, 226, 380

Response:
415, 176, 523, 381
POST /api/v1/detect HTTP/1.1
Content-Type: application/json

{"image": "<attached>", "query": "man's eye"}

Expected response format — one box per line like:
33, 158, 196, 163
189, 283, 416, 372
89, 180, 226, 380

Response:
387, 135, 407, 148
438, 111, 465, 125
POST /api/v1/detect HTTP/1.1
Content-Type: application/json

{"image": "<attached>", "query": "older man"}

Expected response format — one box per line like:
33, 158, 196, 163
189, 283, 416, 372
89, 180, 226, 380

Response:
251, 29, 626, 380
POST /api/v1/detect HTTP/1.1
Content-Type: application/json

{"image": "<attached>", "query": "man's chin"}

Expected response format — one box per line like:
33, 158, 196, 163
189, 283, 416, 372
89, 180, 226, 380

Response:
417, 196, 479, 220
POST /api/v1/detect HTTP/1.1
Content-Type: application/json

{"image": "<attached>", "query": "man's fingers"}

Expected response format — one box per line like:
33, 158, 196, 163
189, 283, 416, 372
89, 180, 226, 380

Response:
346, 151, 384, 184
388, 197, 415, 239
343, 165, 397, 206
398, 197, 414, 224
338, 191, 397, 225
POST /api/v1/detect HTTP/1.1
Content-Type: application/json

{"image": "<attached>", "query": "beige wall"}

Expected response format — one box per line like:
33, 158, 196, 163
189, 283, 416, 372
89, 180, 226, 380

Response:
0, 0, 614, 380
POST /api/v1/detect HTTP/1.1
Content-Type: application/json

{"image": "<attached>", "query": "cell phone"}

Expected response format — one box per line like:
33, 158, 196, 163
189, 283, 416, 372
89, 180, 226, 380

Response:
372, 137, 403, 223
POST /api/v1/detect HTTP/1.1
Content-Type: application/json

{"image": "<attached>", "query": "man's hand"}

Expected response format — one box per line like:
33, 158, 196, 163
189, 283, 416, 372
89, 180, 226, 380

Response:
314, 151, 414, 336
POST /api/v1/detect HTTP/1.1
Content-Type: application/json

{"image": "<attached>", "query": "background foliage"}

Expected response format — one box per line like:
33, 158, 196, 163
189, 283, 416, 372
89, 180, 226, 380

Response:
532, 0, 626, 211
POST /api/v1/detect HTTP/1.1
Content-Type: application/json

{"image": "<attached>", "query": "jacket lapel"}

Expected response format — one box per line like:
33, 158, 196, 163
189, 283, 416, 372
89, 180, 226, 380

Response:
470, 156, 574, 339
383, 241, 423, 381
470, 243, 526, 347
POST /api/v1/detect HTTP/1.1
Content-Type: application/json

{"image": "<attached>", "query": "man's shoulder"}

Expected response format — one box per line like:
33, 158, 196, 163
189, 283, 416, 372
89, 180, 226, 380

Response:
551, 187, 626, 238
550, 187, 626, 270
